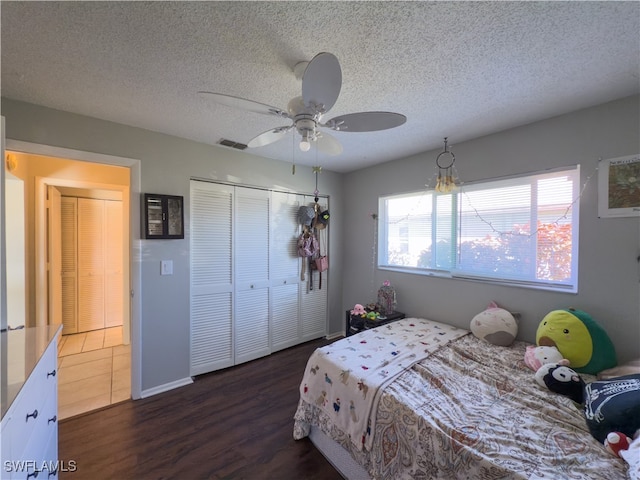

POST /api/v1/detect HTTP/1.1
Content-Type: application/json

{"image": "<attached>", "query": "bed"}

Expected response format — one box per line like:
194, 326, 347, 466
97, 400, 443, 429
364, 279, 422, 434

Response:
293, 317, 632, 479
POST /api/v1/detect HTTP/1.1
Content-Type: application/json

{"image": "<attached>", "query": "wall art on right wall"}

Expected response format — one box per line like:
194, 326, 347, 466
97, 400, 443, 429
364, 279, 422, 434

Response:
598, 154, 640, 218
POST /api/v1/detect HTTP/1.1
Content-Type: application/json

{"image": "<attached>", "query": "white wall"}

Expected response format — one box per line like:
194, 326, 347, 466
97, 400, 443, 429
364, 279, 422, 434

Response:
5, 174, 25, 326
343, 95, 640, 364
0, 98, 345, 393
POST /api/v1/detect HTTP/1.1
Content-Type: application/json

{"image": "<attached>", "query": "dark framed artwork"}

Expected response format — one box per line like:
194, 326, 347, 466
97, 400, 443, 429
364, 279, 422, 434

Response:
142, 193, 184, 239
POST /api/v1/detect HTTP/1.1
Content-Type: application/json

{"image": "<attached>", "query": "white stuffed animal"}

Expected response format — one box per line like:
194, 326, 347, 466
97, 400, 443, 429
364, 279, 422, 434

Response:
524, 345, 569, 371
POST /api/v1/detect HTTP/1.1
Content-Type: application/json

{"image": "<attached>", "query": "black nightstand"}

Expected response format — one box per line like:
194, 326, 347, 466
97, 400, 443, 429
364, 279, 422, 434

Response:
345, 310, 405, 336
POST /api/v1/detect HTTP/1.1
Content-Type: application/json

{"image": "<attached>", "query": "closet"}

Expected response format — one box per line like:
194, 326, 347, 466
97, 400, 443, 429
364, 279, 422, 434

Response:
61, 196, 124, 334
190, 180, 328, 376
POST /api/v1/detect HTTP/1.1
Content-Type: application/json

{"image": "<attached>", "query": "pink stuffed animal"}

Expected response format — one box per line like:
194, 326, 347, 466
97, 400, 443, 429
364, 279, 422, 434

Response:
350, 304, 367, 316
524, 345, 569, 371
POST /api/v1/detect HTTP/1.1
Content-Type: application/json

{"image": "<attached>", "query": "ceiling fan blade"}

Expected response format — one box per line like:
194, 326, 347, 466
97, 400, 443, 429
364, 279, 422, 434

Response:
315, 131, 343, 156
247, 125, 293, 148
302, 52, 342, 114
199, 91, 290, 118
323, 112, 407, 132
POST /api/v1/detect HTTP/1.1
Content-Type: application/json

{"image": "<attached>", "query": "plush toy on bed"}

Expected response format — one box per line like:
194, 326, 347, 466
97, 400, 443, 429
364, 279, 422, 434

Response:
470, 301, 518, 347
605, 432, 632, 457
536, 308, 617, 375
536, 362, 640, 449
524, 345, 569, 371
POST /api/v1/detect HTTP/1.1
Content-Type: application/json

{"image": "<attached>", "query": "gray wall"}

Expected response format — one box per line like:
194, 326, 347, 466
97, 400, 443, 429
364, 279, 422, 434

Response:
3, 95, 638, 394
343, 95, 640, 364
1, 99, 345, 392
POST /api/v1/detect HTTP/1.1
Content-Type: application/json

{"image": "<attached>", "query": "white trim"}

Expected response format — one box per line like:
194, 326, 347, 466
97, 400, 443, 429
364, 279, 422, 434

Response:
5, 139, 143, 400
140, 377, 193, 399
0, 117, 6, 332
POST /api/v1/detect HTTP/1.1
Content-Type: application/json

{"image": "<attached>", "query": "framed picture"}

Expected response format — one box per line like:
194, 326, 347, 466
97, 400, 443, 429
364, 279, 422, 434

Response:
597, 154, 640, 218
142, 193, 184, 239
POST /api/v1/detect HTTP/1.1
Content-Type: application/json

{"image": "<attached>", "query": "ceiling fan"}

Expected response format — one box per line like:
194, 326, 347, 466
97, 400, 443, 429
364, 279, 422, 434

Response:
200, 52, 406, 155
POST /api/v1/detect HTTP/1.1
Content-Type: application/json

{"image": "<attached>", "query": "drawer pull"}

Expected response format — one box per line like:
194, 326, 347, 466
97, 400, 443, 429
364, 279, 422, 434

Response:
26, 409, 38, 422
48, 467, 58, 478
47, 369, 57, 378
48, 415, 58, 424
26, 470, 39, 479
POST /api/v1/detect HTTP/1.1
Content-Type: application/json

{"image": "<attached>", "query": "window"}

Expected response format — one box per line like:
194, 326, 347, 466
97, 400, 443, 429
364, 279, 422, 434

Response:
378, 166, 580, 292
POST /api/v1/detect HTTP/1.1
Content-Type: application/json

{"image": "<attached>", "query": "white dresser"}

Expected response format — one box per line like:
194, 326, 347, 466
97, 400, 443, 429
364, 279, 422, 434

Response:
1, 325, 62, 479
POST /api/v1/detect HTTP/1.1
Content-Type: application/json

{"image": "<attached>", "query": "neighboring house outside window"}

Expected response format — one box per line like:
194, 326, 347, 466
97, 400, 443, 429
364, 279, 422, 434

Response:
378, 166, 580, 292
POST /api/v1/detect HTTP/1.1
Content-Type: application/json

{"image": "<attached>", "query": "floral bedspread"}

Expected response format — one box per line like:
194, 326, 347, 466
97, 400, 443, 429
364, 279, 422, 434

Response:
298, 318, 466, 451
294, 330, 629, 479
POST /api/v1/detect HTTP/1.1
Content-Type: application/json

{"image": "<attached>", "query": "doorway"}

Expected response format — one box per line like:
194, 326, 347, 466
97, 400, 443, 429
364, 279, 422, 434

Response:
55, 186, 129, 419
5, 141, 143, 410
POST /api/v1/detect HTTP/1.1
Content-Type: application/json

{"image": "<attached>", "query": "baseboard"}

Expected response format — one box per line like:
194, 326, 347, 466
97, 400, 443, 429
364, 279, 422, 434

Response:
326, 331, 344, 340
140, 377, 193, 398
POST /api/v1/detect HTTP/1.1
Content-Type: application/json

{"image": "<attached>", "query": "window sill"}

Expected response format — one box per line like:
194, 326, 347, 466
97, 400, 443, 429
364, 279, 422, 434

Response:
378, 266, 577, 293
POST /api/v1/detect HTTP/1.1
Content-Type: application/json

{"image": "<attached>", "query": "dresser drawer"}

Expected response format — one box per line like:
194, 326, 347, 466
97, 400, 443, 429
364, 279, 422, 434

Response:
3, 337, 58, 466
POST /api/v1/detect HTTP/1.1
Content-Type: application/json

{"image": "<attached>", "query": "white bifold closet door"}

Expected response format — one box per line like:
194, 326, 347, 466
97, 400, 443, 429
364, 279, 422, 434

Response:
190, 182, 234, 375
190, 180, 328, 377
270, 191, 305, 352
62, 196, 124, 334
104, 199, 123, 328
77, 198, 105, 333
61, 197, 78, 334
300, 194, 328, 342
234, 187, 270, 364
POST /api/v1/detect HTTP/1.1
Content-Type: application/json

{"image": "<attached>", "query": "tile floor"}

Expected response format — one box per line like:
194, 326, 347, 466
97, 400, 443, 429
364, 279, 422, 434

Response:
57, 326, 131, 420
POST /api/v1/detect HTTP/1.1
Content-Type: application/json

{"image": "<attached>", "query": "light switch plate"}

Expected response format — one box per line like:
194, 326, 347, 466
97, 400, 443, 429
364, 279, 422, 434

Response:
161, 260, 173, 275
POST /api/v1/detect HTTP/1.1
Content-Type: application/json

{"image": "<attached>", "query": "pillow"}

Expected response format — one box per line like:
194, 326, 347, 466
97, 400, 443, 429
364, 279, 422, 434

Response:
470, 301, 517, 346
598, 358, 640, 380
583, 374, 640, 444
536, 308, 617, 375
538, 364, 640, 446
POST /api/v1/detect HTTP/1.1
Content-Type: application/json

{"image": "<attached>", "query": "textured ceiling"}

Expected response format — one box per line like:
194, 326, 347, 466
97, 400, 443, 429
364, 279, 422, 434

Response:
1, 1, 638, 173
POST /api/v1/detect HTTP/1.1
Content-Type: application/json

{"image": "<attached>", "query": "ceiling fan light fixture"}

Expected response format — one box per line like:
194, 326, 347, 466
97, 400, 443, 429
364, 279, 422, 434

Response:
299, 137, 311, 152
202, 52, 405, 158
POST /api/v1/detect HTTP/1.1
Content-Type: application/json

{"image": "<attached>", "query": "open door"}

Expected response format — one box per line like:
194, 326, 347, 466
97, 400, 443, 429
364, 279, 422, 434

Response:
48, 185, 62, 326
0, 116, 6, 331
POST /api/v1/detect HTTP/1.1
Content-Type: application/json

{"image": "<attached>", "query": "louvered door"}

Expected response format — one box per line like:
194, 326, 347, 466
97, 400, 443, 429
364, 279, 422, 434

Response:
234, 187, 270, 364
61, 197, 78, 334
77, 198, 105, 332
270, 192, 303, 352
190, 182, 234, 375
104, 199, 124, 328
300, 194, 328, 340
190, 181, 328, 376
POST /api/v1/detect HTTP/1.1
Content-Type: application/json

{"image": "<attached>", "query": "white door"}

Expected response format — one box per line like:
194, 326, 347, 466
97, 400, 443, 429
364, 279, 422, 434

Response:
77, 198, 105, 332
5, 173, 26, 328
234, 187, 270, 364
190, 181, 234, 375
270, 191, 303, 352
104, 199, 124, 328
47, 186, 62, 327
1, 117, 6, 331
60, 197, 78, 334
300, 195, 328, 341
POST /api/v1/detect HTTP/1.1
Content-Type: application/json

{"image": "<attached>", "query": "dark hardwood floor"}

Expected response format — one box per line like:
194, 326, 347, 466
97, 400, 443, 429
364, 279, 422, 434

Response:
59, 337, 344, 480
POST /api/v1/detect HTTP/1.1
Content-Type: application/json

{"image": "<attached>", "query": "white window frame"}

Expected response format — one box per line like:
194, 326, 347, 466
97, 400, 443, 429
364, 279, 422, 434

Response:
378, 166, 580, 293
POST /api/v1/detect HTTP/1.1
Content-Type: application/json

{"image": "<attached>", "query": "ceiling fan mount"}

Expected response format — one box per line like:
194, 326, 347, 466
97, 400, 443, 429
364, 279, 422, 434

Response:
200, 52, 406, 156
